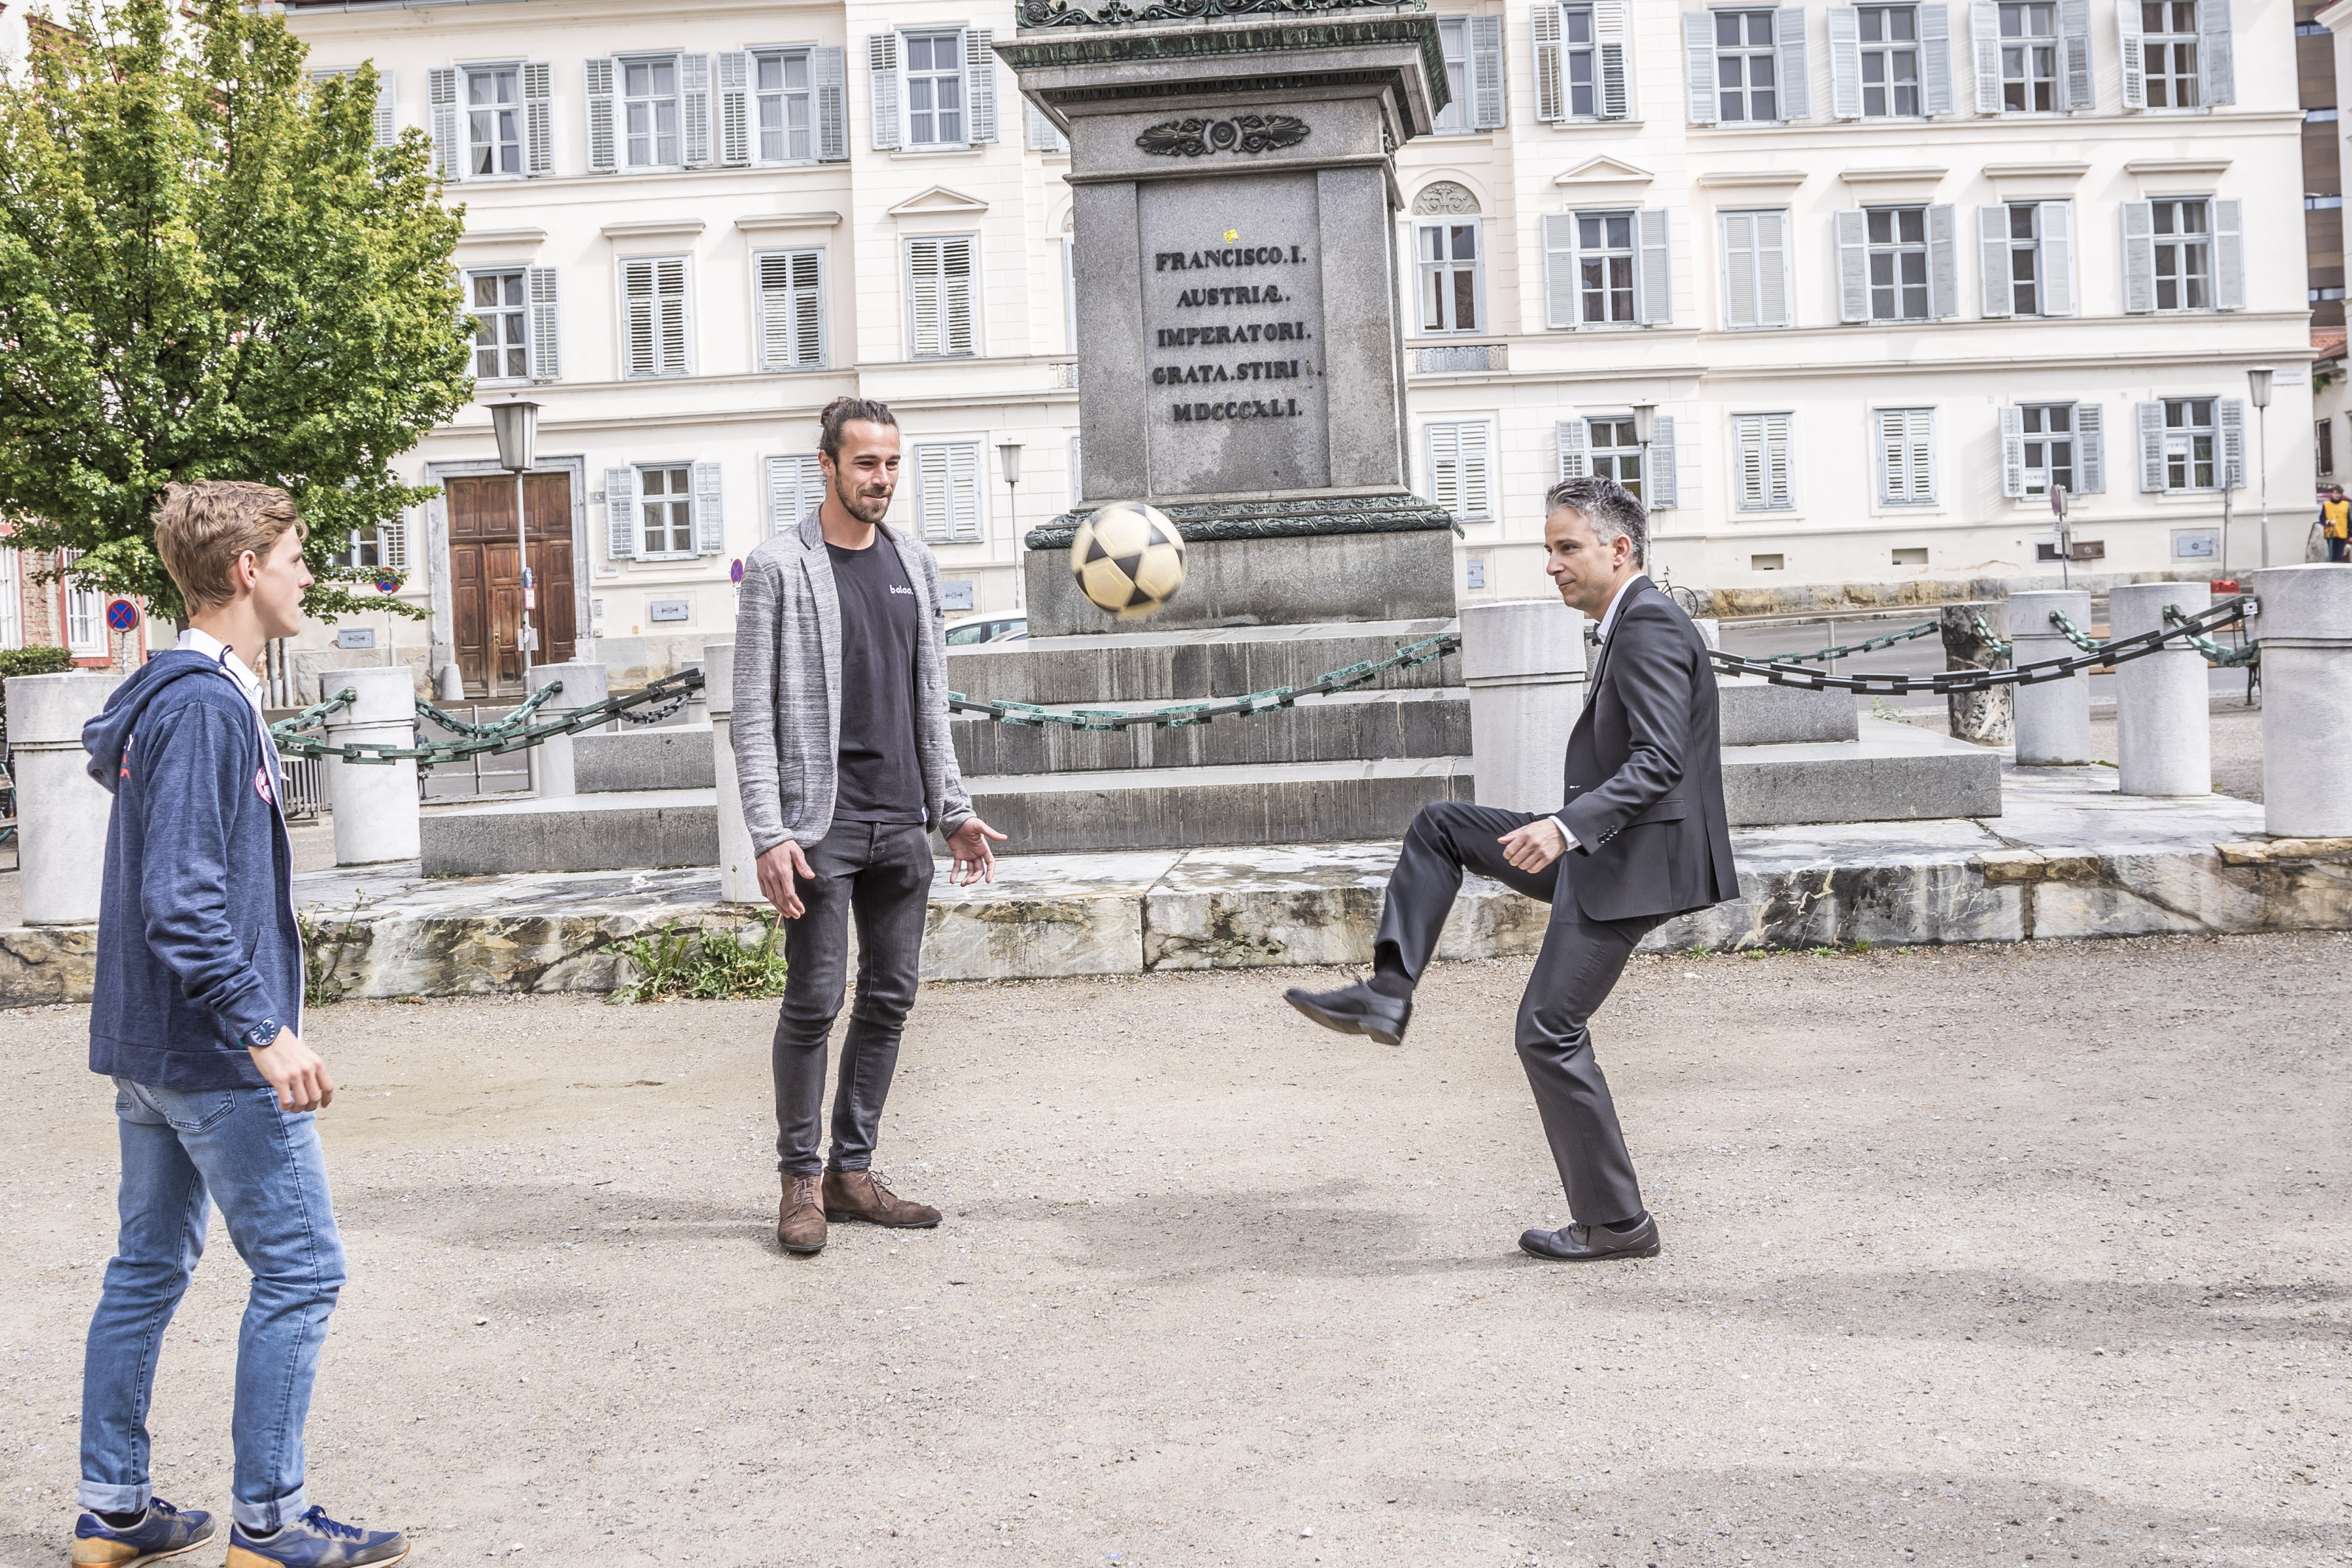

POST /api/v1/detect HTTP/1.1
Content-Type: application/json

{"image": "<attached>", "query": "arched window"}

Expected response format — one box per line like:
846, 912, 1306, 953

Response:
1411, 184, 1482, 333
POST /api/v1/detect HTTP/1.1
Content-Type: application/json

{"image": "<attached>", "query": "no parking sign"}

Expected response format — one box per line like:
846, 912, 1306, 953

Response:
105, 600, 140, 634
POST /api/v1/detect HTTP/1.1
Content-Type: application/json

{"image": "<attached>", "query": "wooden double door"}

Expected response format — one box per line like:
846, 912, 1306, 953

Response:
448, 471, 577, 698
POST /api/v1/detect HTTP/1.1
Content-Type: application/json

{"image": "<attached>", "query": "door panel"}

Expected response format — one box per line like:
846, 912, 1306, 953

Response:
444, 471, 576, 697
451, 543, 486, 692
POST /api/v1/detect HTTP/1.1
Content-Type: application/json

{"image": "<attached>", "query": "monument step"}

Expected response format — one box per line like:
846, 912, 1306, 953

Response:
953, 687, 1468, 777
1721, 718, 2002, 827
575, 725, 715, 794
420, 788, 716, 878
945, 617, 1460, 706
964, 755, 1474, 853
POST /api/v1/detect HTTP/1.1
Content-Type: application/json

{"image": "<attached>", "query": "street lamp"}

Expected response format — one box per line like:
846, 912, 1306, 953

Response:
2247, 365, 2275, 571
996, 440, 1024, 611
490, 398, 541, 693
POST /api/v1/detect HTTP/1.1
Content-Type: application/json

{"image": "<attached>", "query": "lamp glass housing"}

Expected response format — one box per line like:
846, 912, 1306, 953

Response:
490, 399, 541, 472
2247, 367, 2276, 409
996, 440, 1024, 487
1630, 403, 1657, 446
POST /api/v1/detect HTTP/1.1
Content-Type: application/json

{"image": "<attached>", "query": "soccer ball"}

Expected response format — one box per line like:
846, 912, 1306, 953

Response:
1069, 502, 1186, 620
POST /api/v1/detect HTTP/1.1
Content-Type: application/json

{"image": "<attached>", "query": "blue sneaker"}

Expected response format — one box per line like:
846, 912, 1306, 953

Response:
226, 1506, 408, 1568
71, 1497, 216, 1567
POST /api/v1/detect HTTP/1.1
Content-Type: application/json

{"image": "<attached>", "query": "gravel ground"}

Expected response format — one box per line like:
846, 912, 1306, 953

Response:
3, 937, 2348, 1568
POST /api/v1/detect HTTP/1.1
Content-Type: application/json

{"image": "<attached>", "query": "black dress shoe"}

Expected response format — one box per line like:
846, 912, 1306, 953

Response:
1283, 979, 1412, 1046
1519, 1213, 1660, 1262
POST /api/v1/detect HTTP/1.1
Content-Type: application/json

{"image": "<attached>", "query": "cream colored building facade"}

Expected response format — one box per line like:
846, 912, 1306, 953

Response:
280, 0, 2308, 689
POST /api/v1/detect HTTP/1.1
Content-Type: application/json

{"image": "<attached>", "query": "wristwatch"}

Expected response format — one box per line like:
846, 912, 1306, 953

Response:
240, 1017, 282, 1051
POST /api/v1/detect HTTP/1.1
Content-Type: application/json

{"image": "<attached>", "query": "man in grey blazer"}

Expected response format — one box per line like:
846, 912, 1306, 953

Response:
1286, 475, 1737, 1262
732, 397, 1007, 1255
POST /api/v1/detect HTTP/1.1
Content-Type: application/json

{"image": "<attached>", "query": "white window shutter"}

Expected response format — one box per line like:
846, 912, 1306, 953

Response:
374, 71, 398, 148
1594, 1, 1629, 119
757, 250, 825, 370
1998, 404, 2027, 497
943, 236, 975, 355
1471, 15, 1508, 128
1724, 213, 1760, 330
523, 63, 553, 175
1969, 1, 2002, 114
527, 266, 561, 382
621, 260, 652, 378
1920, 4, 1955, 115
2075, 402, 2105, 493
1533, 2, 1565, 122
428, 67, 460, 180
681, 54, 713, 165
1835, 208, 1870, 322
1911, 409, 1936, 503
2058, 0, 2094, 110
2039, 201, 2074, 316
2120, 201, 2156, 313
954, 445, 984, 542
1541, 213, 1579, 330
814, 48, 849, 162
1735, 417, 1764, 508
693, 462, 724, 554
1556, 418, 1589, 479
1977, 205, 2011, 318
1025, 99, 1069, 152
1875, 409, 1905, 503
1755, 209, 1789, 327
1683, 11, 1719, 125
1459, 423, 1494, 518
2137, 401, 2166, 492
2213, 200, 2244, 311
1926, 205, 1957, 319
1774, 7, 1811, 121
1428, 425, 1465, 516
381, 511, 409, 572
2219, 399, 2245, 489
1637, 207, 1673, 326
1828, 6, 1862, 119
2116, 3, 2146, 110
2199, 0, 2234, 105
868, 35, 902, 151
965, 29, 999, 145
766, 455, 823, 537
908, 238, 940, 356
606, 467, 638, 560
718, 52, 751, 167
1766, 414, 1793, 507
585, 58, 618, 173
1649, 416, 1679, 509
657, 257, 690, 374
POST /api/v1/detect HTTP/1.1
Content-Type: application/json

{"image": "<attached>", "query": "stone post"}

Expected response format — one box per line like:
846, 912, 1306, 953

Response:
704, 640, 760, 903
2007, 589, 2094, 766
681, 659, 711, 729
1940, 601, 2013, 744
2109, 580, 2211, 796
1461, 599, 1587, 814
318, 666, 422, 866
2247, 564, 2352, 836
6, 672, 122, 924
524, 659, 608, 799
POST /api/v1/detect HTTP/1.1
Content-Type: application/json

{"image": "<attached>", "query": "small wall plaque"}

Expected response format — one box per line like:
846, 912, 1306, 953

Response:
649, 599, 692, 623
336, 628, 375, 650
939, 579, 976, 611
2172, 530, 2219, 561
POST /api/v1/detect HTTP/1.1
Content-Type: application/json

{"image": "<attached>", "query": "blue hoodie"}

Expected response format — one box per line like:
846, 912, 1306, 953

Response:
83, 650, 300, 1090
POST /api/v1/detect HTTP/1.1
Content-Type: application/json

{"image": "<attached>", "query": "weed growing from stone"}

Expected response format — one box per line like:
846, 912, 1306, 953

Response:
609, 915, 790, 1003
298, 895, 372, 1006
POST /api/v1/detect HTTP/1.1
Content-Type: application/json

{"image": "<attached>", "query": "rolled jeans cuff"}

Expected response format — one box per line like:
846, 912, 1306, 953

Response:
232, 1485, 307, 1534
78, 1479, 150, 1515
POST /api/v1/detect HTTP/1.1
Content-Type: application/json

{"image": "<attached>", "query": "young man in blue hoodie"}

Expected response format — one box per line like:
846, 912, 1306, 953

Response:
75, 481, 406, 1568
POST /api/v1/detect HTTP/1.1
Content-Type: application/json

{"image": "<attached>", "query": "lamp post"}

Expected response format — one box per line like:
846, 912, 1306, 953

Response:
996, 440, 1024, 611
490, 398, 541, 696
2247, 365, 2275, 571
1629, 403, 1656, 494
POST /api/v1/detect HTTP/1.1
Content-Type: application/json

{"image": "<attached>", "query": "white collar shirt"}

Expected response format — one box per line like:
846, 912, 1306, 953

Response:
176, 628, 278, 771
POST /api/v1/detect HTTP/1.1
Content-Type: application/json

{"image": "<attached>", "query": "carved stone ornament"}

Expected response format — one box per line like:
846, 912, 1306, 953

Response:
1021, 0, 1423, 27
1410, 179, 1479, 215
1137, 114, 1311, 157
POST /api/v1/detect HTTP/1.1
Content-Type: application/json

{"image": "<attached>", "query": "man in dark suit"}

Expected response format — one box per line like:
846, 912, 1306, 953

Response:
1286, 475, 1737, 1261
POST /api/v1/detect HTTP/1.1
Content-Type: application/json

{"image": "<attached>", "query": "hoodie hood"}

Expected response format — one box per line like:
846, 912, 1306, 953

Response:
82, 650, 244, 796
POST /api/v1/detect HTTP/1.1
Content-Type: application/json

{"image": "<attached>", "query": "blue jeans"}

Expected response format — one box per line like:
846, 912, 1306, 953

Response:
80, 1079, 347, 1533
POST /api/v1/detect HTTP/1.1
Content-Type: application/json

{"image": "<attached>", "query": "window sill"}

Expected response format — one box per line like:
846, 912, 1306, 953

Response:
1545, 117, 1642, 131
891, 146, 985, 159
757, 363, 833, 375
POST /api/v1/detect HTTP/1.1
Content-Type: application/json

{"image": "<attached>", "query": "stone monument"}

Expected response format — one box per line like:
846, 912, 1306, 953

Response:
1000, 0, 1457, 635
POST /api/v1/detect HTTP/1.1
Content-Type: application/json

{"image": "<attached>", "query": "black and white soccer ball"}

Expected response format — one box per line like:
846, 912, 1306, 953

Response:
1068, 502, 1186, 620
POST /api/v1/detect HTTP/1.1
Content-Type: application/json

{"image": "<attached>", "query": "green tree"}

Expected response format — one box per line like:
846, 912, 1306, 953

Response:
0, 0, 471, 625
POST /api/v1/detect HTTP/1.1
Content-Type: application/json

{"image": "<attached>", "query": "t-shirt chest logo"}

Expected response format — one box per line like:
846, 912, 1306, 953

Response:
888, 584, 913, 596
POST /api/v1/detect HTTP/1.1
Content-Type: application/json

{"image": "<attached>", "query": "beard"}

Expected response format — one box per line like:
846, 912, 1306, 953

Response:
835, 471, 892, 526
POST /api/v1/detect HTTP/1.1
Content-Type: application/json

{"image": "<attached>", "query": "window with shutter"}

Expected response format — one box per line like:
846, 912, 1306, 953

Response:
1875, 408, 1936, 505
604, 467, 637, 560
1682, 12, 1721, 123
522, 63, 552, 175
681, 54, 714, 166
463, 65, 524, 177
620, 256, 692, 379
1472, 16, 1509, 128
2058, 0, 2094, 108
1651, 416, 1681, 510
766, 454, 826, 536
867, 35, 902, 151
693, 462, 725, 554
1637, 208, 1673, 325
906, 235, 977, 358
428, 67, 461, 179
965, 28, 999, 145
719, 52, 752, 166
1775, 7, 1812, 119
749, 51, 818, 162
2011, 403, 2078, 496
1424, 422, 1494, 520
1586, 417, 1644, 500
373, 72, 398, 148
466, 269, 530, 381
1594, 1, 1630, 118
1541, 213, 1581, 330
584, 59, 617, 174
913, 442, 985, 544
814, 48, 850, 162
903, 31, 969, 148
755, 249, 826, 371
527, 266, 561, 382
621, 57, 683, 168
1733, 413, 1795, 510
2198, 0, 2234, 105
1413, 218, 1482, 333
636, 465, 696, 557
2075, 403, 2105, 494
2138, 0, 2202, 108
1920, 2, 1956, 113
1433, 18, 1476, 135
1556, 418, 1589, 479
1722, 209, 1790, 330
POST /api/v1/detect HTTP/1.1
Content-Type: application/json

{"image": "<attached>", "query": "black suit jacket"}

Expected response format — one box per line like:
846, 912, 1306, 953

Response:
1553, 577, 1739, 924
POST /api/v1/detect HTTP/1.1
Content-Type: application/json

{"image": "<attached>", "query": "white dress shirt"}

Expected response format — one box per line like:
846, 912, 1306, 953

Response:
177, 627, 278, 767
1547, 573, 1648, 849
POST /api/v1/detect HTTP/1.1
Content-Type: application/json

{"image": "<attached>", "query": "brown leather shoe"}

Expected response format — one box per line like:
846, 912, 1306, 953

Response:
776, 1173, 826, 1254
823, 1168, 941, 1229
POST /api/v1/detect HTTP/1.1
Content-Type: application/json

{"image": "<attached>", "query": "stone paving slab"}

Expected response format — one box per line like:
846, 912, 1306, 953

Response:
3, 767, 2344, 1005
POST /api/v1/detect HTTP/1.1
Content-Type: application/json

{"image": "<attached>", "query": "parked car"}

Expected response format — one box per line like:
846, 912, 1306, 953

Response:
944, 613, 1028, 647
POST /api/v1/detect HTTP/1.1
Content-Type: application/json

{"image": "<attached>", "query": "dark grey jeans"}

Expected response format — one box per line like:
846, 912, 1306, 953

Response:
772, 819, 934, 1176
1373, 801, 1662, 1227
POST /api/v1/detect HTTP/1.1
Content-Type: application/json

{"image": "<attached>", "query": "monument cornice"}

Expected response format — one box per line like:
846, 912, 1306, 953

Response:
1014, 0, 1426, 30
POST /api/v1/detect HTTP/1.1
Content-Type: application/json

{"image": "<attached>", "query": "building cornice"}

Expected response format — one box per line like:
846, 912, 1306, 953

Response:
1979, 162, 2090, 180
1693, 169, 1808, 189
2122, 157, 2233, 176
452, 226, 548, 247
734, 211, 844, 233
1839, 164, 1949, 184
600, 218, 709, 239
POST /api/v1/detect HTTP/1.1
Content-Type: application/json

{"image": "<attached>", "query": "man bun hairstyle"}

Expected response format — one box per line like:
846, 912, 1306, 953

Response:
152, 480, 307, 614
817, 397, 898, 458
1544, 473, 1648, 563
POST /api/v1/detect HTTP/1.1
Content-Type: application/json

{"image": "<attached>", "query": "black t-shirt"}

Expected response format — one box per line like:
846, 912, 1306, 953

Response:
826, 537, 926, 825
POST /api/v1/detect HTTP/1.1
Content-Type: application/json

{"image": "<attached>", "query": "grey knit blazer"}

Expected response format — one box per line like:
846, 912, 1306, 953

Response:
729, 509, 974, 855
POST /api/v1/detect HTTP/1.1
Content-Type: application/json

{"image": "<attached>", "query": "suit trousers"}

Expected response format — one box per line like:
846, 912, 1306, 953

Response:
772, 819, 935, 1176
1373, 801, 1660, 1227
